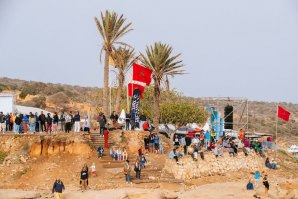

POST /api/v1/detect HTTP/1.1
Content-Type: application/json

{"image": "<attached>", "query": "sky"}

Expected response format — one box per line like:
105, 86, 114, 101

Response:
0, 0, 298, 103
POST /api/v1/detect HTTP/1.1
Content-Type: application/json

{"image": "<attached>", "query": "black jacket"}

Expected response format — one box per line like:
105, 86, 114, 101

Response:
80, 170, 88, 180
74, 114, 80, 122
39, 114, 46, 123
15, 117, 22, 125
185, 137, 192, 146
52, 180, 65, 193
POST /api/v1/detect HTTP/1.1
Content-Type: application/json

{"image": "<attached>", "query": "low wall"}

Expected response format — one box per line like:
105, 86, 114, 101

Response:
164, 152, 265, 180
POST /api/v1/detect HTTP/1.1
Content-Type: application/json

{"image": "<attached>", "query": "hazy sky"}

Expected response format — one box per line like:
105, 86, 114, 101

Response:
0, 0, 298, 103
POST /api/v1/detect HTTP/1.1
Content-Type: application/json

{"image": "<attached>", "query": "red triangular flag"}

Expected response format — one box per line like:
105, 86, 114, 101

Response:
128, 83, 145, 99
132, 63, 152, 86
277, 106, 290, 122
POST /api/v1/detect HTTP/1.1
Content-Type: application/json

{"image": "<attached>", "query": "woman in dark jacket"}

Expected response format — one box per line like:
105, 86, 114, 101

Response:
80, 165, 88, 192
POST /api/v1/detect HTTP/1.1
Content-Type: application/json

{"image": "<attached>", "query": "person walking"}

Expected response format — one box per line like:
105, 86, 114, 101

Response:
254, 171, 261, 188
74, 112, 81, 133
103, 128, 109, 148
52, 178, 65, 199
80, 165, 88, 192
263, 175, 269, 195
134, 158, 141, 180
124, 160, 132, 184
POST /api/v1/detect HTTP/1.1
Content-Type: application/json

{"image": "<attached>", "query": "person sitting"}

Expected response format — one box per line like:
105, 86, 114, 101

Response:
142, 121, 149, 131
97, 145, 104, 158
265, 157, 277, 169
246, 180, 254, 190
198, 143, 205, 160
123, 148, 128, 160
169, 149, 179, 164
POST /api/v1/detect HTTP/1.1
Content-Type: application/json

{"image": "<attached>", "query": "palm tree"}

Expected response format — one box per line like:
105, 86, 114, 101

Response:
140, 42, 184, 130
110, 47, 137, 113
94, 10, 132, 116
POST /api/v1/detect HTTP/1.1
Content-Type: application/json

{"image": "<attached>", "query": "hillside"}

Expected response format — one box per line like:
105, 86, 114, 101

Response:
0, 77, 297, 138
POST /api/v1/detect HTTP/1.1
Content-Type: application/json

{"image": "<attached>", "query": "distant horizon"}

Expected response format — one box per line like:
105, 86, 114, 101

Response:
0, 76, 296, 105
0, 1, 297, 103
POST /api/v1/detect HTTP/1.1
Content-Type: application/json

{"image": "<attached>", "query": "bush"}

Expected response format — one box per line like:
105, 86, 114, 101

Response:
0, 151, 7, 164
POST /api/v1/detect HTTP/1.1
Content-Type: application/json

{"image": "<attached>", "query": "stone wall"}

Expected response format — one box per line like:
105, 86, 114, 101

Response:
164, 152, 265, 180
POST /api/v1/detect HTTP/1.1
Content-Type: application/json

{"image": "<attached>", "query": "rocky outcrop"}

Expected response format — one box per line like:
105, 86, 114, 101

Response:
29, 134, 92, 157
164, 153, 265, 180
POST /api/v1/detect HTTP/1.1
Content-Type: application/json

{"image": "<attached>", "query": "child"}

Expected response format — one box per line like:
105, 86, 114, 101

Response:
246, 180, 254, 190
123, 148, 128, 160
90, 163, 97, 177
140, 154, 147, 168
254, 171, 261, 188
159, 142, 164, 154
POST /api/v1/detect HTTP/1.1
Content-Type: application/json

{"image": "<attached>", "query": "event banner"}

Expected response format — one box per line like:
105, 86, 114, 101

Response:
130, 88, 141, 126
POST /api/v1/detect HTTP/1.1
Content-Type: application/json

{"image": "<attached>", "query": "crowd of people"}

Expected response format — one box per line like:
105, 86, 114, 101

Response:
0, 111, 92, 134
168, 128, 272, 164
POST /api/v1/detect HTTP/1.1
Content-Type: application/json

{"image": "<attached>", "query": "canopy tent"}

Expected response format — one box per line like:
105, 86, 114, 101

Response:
118, 109, 126, 124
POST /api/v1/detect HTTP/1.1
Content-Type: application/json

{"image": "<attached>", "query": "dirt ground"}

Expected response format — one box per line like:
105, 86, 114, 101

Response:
0, 130, 297, 199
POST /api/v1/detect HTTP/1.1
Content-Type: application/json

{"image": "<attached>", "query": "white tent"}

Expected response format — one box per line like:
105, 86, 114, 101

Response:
16, 105, 52, 115
118, 109, 126, 124
288, 145, 298, 153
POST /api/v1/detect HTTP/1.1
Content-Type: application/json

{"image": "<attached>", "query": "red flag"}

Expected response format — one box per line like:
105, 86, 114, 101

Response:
128, 83, 145, 98
132, 63, 153, 86
278, 106, 290, 122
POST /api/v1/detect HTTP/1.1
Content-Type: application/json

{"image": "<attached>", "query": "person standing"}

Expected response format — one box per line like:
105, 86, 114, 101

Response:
139, 113, 146, 130
52, 179, 65, 199
39, 111, 46, 132
80, 165, 88, 192
22, 114, 29, 133
154, 133, 160, 153
149, 132, 155, 153
14, 114, 22, 134
204, 130, 211, 149
263, 175, 269, 195
60, 112, 66, 132
0, 112, 5, 134
124, 160, 132, 184
35, 112, 39, 132
99, 113, 106, 136
134, 158, 141, 180
53, 112, 59, 133
74, 112, 81, 133
125, 112, 130, 130
5, 113, 10, 132
46, 113, 53, 133
65, 113, 72, 133
103, 128, 109, 149
29, 112, 36, 133
9, 113, 14, 131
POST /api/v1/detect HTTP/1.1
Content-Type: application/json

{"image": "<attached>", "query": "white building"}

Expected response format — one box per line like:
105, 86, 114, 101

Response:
0, 94, 16, 113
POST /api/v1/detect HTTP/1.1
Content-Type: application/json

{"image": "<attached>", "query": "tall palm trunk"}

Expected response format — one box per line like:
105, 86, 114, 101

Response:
103, 50, 110, 116
114, 72, 125, 114
153, 79, 161, 131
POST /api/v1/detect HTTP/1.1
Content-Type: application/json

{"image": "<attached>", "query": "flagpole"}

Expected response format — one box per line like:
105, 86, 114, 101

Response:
275, 103, 278, 145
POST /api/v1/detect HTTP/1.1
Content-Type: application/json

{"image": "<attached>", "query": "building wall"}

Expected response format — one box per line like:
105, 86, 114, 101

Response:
0, 94, 16, 113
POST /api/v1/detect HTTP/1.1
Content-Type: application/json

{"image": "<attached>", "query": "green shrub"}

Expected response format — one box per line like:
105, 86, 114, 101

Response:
0, 151, 7, 164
